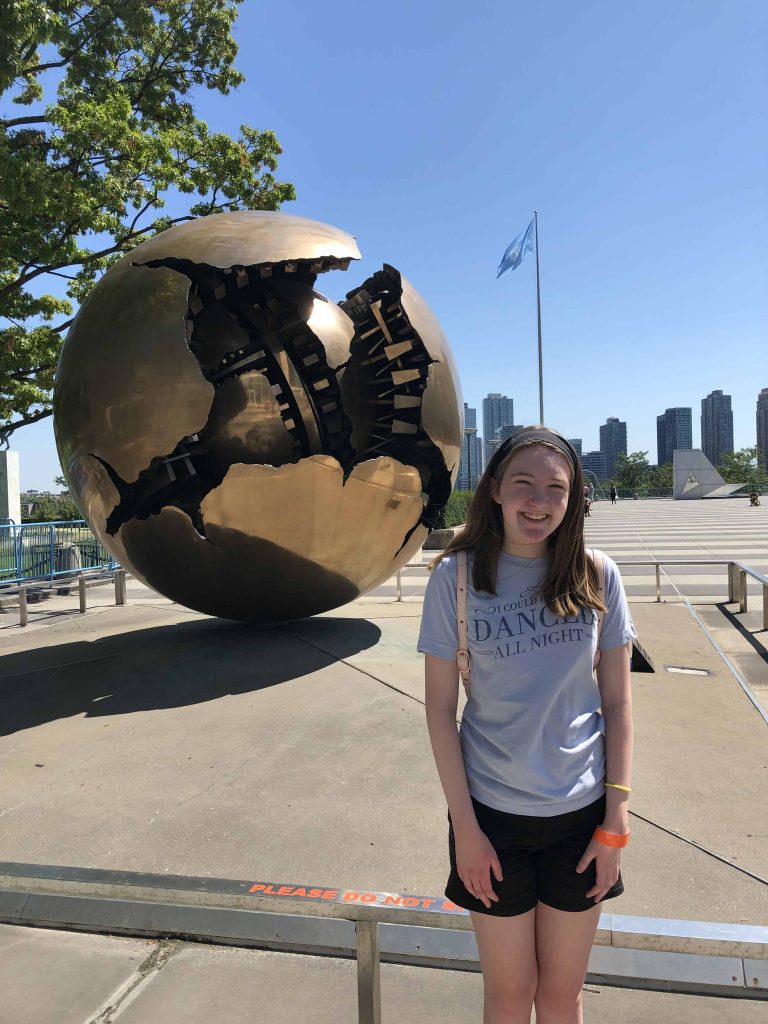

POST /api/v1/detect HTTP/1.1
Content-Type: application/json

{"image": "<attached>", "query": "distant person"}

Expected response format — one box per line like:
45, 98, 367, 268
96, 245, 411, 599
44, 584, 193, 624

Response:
419, 426, 635, 1024
610, 484, 618, 505
588, 482, 595, 501
749, 491, 761, 507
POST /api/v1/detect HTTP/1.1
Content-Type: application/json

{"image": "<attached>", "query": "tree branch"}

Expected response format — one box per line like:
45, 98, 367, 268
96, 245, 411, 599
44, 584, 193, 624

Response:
52, 317, 75, 335
0, 408, 52, 448
21, 58, 69, 75
1, 115, 49, 128
4, 364, 56, 383
0, 213, 199, 300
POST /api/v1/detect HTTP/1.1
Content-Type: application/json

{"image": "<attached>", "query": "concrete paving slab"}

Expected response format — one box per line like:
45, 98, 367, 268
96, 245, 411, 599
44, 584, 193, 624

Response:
109, 944, 768, 1024
0, 926, 764, 1024
1, 594, 767, 928
695, 605, 768, 712
1, 498, 768, 1018
0, 922, 155, 1024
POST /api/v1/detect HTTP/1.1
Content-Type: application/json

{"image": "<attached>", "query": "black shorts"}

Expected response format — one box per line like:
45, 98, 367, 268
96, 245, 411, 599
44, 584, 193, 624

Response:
446, 795, 624, 917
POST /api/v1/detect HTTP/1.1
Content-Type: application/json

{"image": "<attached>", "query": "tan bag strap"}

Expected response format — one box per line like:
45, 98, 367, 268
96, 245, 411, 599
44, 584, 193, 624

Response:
456, 551, 471, 696
590, 547, 606, 671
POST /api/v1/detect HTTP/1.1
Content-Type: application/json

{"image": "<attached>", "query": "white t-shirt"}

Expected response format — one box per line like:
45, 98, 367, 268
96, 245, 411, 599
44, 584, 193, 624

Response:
418, 549, 636, 816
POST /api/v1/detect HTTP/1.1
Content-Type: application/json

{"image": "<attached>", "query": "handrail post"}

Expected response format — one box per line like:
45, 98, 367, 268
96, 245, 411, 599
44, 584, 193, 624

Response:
728, 563, 736, 603
763, 584, 768, 632
18, 585, 28, 627
356, 920, 381, 1024
739, 571, 748, 613
396, 569, 402, 602
655, 563, 661, 602
78, 575, 87, 614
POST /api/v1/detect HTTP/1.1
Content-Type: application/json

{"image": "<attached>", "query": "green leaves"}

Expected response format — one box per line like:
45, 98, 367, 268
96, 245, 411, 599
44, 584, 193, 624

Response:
718, 448, 765, 486
0, 1, 295, 443
613, 452, 651, 493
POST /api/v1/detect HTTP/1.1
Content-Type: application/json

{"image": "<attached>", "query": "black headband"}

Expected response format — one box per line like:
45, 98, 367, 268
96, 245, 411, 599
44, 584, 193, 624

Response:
487, 428, 579, 475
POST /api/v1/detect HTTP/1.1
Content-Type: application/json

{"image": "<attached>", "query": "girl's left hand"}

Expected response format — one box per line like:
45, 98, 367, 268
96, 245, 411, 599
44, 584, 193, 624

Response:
575, 838, 622, 903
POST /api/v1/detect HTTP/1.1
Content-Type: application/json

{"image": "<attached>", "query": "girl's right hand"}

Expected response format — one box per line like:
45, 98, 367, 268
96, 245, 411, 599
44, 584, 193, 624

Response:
455, 825, 504, 908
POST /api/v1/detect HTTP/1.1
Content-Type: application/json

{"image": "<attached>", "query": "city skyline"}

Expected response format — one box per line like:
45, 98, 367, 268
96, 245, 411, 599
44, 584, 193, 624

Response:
457, 386, 763, 478
6, 2, 766, 490
17, 379, 767, 493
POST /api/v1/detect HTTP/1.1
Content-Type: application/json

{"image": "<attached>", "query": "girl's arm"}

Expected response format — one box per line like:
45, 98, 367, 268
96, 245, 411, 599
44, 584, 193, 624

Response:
576, 641, 633, 902
424, 653, 477, 831
424, 653, 503, 908
597, 642, 633, 834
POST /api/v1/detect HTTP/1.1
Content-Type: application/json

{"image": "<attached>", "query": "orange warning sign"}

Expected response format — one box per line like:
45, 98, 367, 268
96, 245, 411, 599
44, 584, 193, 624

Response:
247, 881, 464, 914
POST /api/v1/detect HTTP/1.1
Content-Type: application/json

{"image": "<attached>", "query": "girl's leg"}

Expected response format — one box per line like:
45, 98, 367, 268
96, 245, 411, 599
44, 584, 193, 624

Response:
470, 908, 537, 1024
533, 903, 602, 1024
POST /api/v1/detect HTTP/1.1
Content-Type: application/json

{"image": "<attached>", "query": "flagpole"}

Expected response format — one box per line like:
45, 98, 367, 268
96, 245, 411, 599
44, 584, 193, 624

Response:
534, 210, 544, 425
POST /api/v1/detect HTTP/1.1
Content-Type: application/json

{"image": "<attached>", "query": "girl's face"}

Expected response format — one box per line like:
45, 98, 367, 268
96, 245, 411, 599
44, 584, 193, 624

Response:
490, 444, 572, 557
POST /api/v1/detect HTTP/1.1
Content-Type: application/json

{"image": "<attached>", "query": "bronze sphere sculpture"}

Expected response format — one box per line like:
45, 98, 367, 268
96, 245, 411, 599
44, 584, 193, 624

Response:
54, 212, 462, 621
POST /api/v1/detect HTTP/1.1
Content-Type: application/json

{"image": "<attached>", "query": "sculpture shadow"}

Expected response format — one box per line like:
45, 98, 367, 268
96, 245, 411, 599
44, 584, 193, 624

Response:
0, 615, 382, 737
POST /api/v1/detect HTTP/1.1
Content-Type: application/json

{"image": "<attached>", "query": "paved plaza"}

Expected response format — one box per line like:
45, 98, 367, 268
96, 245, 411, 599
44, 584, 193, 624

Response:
0, 497, 766, 1021
384, 495, 768, 604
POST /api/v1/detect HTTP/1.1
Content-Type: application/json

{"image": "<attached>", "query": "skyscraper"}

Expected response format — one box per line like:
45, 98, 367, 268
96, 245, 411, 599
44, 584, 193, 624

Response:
457, 404, 483, 490
599, 417, 627, 480
757, 388, 768, 473
581, 451, 606, 481
701, 390, 734, 467
656, 408, 692, 466
482, 393, 515, 468
567, 439, 582, 456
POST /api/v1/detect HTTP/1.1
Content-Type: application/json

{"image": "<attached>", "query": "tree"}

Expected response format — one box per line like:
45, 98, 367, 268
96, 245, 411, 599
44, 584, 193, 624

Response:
1, 1, 295, 443
23, 491, 81, 521
613, 451, 651, 493
718, 448, 766, 488
646, 462, 673, 492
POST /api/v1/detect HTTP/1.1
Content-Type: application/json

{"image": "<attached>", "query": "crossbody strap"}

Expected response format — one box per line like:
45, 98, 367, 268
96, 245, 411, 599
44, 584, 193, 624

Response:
590, 547, 606, 672
456, 551, 471, 696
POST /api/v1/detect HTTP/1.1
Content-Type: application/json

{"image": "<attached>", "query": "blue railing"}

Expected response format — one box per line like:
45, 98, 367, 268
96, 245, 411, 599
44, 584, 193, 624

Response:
0, 520, 116, 587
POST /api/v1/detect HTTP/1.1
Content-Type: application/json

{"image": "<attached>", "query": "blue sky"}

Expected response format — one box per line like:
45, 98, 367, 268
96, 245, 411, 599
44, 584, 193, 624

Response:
12, 0, 767, 488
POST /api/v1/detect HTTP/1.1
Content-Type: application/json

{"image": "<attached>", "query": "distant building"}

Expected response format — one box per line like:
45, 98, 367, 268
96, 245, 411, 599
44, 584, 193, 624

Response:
700, 390, 734, 467
482, 393, 515, 468
581, 451, 606, 481
757, 388, 768, 473
656, 407, 692, 465
567, 439, 582, 456
599, 417, 627, 479
457, 404, 483, 490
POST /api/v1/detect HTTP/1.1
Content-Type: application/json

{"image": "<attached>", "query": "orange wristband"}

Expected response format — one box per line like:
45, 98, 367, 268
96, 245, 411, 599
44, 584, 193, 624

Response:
593, 826, 630, 848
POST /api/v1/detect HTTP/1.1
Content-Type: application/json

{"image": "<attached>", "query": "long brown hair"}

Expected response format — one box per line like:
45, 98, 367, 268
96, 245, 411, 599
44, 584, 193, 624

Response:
433, 426, 606, 615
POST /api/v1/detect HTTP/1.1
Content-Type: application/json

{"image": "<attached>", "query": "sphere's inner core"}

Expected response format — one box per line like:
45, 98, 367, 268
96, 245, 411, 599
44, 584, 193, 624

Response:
93, 258, 453, 548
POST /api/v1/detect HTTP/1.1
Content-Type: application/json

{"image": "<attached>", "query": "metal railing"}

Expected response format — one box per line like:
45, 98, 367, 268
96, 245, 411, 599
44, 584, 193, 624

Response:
11, 568, 129, 627
397, 558, 768, 629
4, 550, 766, 634
0, 862, 766, 1020
0, 520, 115, 586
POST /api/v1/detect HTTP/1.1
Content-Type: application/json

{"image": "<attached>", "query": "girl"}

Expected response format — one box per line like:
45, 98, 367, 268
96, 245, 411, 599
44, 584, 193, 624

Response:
418, 426, 635, 1024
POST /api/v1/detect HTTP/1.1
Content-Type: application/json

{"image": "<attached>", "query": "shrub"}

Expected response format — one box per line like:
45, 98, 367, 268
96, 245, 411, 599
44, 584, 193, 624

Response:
433, 490, 473, 530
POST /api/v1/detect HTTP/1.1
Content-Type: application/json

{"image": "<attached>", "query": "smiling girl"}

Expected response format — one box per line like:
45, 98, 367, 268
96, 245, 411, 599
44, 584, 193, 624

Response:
418, 426, 635, 1024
